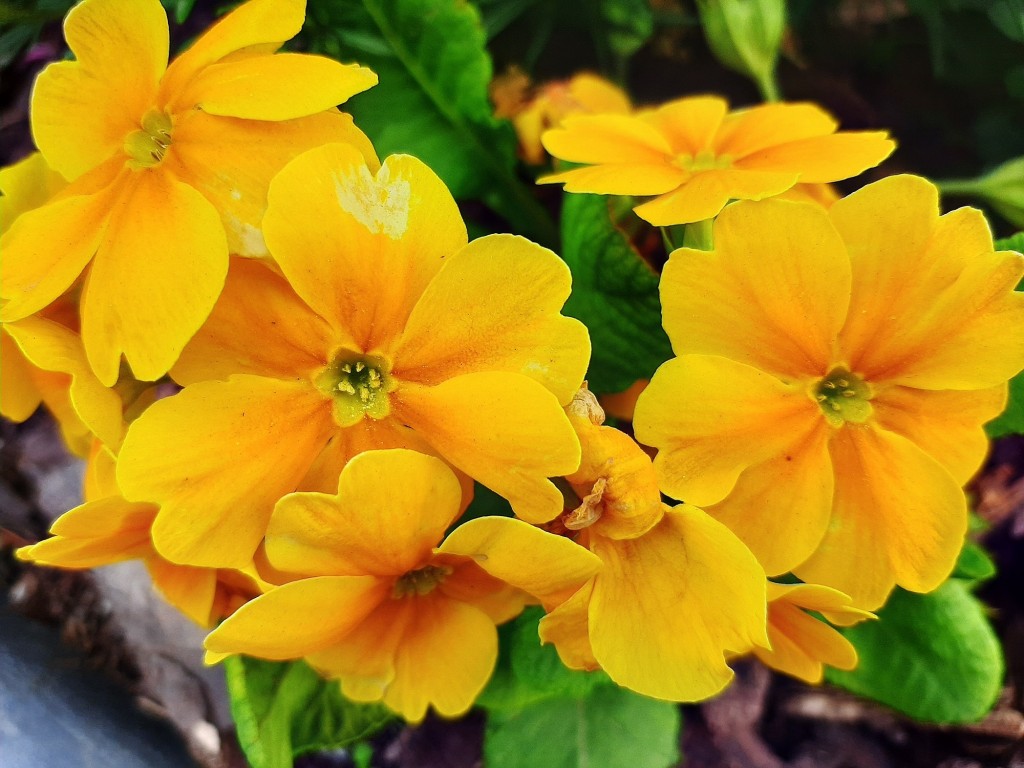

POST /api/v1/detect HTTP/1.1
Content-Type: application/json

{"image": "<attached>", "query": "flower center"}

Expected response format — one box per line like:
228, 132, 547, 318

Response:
392, 565, 451, 598
673, 150, 732, 173
316, 351, 395, 427
812, 367, 872, 427
124, 109, 174, 169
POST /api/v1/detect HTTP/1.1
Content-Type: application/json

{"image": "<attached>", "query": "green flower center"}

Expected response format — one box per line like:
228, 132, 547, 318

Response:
316, 351, 395, 427
124, 109, 174, 169
673, 150, 732, 173
813, 367, 872, 427
392, 565, 451, 598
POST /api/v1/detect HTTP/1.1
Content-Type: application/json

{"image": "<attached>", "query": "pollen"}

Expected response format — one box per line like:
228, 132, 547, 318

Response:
392, 564, 452, 598
673, 150, 733, 174
124, 109, 174, 169
812, 367, 872, 427
315, 351, 395, 427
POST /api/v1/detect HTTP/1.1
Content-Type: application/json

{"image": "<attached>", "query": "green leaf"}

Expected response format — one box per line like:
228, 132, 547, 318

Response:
224, 656, 392, 768
827, 580, 1004, 724
485, 685, 681, 768
560, 192, 672, 394
987, 370, 1024, 438
598, 0, 654, 74
952, 540, 997, 583
303, 0, 556, 246
995, 231, 1024, 253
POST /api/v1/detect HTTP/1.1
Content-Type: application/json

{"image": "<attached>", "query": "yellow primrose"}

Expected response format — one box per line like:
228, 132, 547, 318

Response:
634, 175, 1024, 610
0, 0, 377, 385
115, 144, 591, 569
539, 96, 893, 225
17, 444, 263, 627
751, 582, 873, 684
539, 390, 769, 702
204, 449, 601, 723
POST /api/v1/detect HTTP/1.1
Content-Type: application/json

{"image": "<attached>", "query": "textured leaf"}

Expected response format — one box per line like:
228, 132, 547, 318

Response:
225, 657, 392, 768
560, 192, 672, 394
827, 580, 1004, 724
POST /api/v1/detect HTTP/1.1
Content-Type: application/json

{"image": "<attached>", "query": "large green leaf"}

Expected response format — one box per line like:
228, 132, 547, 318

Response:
560, 192, 673, 394
485, 685, 681, 768
224, 656, 392, 768
827, 580, 1004, 724
303, 0, 556, 245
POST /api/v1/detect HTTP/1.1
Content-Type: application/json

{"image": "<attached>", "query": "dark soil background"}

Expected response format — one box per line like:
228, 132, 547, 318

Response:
2, 1, 1024, 766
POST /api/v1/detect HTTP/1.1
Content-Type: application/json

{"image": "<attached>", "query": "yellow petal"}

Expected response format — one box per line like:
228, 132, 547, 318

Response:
872, 384, 1007, 484
438, 517, 602, 605
118, 376, 334, 568
794, 426, 967, 611
146, 558, 218, 627
754, 597, 858, 683
393, 373, 581, 524
538, 582, 599, 670
81, 170, 228, 385
167, 109, 377, 258
204, 575, 387, 660
541, 114, 672, 164
660, 198, 850, 378
706, 420, 833, 576
634, 355, 817, 506
589, 505, 768, 701
264, 145, 465, 350
0, 152, 68, 229
395, 234, 590, 403
715, 102, 838, 157
734, 132, 894, 182
642, 95, 729, 153
538, 163, 685, 196
180, 54, 376, 120
172, 258, 333, 386
0, 329, 42, 422
32, 0, 168, 179
266, 449, 463, 578
632, 168, 798, 226
766, 581, 875, 626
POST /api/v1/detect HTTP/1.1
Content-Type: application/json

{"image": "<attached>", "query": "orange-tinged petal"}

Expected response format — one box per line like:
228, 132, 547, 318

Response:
634, 355, 816, 506
180, 54, 376, 120
541, 114, 672, 164
118, 376, 334, 568
765, 581, 874, 625
872, 384, 1007, 484
81, 170, 228, 385
381, 594, 498, 722
0, 179, 117, 321
715, 102, 838, 158
632, 168, 798, 225
589, 504, 768, 701
264, 145, 465, 350
0, 329, 42, 421
146, 559, 219, 627
538, 582, 599, 670
706, 420, 833, 576
538, 163, 686, 196
659, 199, 850, 378
642, 96, 729, 154
0, 152, 68, 229
172, 258, 332, 386
395, 234, 590, 403
167, 109, 377, 258
437, 563, 525, 624
6, 316, 124, 448
204, 575, 387, 660
795, 426, 967, 611
393, 373, 581, 524
734, 132, 894, 182
437, 517, 601, 605
266, 450, 462, 579
32, 0, 167, 179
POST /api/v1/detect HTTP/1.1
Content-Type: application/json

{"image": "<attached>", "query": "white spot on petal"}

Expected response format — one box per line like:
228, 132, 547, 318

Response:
230, 189, 242, 201
334, 162, 411, 239
226, 214, 269, 257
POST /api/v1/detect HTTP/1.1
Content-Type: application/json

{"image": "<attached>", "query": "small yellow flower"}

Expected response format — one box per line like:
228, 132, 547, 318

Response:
634, 175, 1024, 610
204, 449, 601, 723
539, 390, 769, 702
17, 444, 263, 627
0, 0, 377, 385
751, 582, 873, 684
539, 95, 894, 225
115, 145, 590, 569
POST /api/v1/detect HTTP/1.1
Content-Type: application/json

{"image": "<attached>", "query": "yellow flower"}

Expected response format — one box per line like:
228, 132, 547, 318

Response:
204, 449, 601, 723
751, 582, 873, 684
17, 443, 263, 627
539, 96, 894, 225
634, 175, 1024, 610
539, 390, 769, 702
115, 144, 590, 569
0, 0, 377, 385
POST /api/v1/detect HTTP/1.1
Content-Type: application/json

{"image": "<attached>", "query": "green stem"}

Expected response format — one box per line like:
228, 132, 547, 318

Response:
682, 218, 715, 250
934, 178, 984, 197
755, 67, 782, 103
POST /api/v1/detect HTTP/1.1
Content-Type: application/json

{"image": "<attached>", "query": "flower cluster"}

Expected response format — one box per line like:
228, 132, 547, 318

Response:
5, 0, 1023, 730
